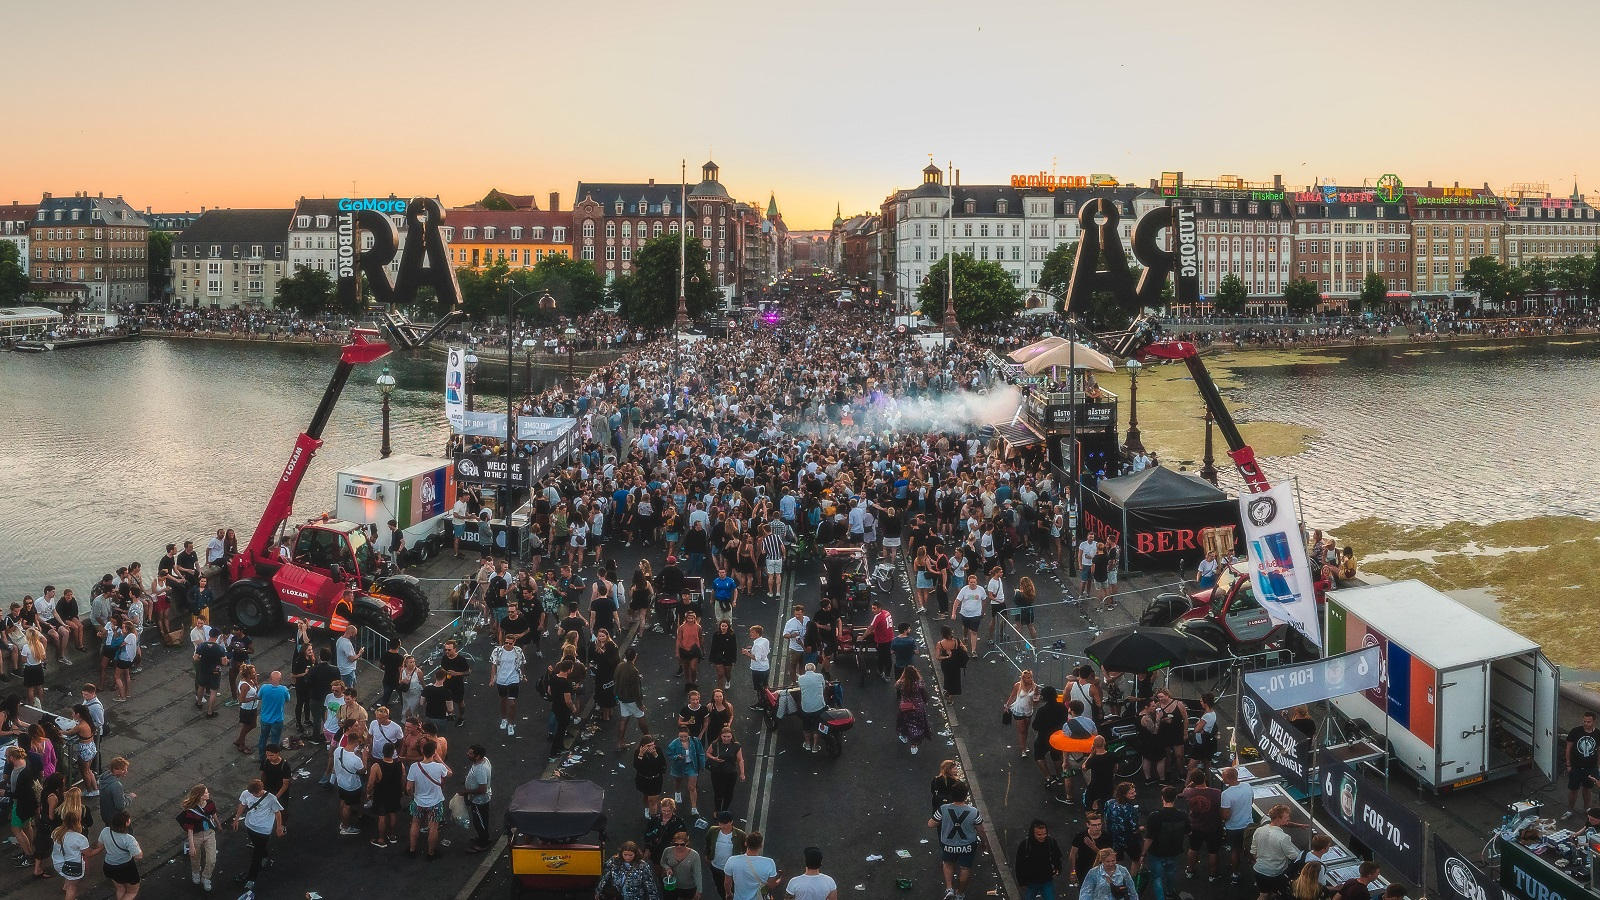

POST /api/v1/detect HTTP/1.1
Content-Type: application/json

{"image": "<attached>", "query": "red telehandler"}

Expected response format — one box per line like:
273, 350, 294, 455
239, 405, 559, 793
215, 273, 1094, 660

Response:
223, 198, 464, 643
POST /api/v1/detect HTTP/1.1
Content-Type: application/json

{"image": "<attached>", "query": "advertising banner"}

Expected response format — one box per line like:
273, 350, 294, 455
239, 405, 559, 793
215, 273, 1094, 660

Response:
1499, 837, 1587, 900
1435, 834, 1510, 900
1242, 646, 1382, 709
454, 412, 577, 443
1239, 481, 1322, 649
445, 347, 466, 433
1327, 602, 1438, 749
1239, 682, 1311, 790
1317, 750, 1425, 884
453, 453, 529, 489
1173, 205, 1200, 305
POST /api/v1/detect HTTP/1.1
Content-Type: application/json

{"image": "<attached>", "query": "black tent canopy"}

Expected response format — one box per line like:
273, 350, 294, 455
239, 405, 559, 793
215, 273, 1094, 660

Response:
1079, 467, 1241, 571
504, 779, 608, 841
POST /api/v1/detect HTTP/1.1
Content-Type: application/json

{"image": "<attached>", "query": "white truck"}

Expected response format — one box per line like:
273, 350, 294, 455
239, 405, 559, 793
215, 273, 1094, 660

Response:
1325, 580, 1560, 792
334, 454, 457, 565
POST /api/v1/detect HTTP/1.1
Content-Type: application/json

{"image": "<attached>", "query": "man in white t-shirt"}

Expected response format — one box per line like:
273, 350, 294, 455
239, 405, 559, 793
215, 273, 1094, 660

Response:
782, 604, 809, 680
743, 625, 772, 703
335, 626, 362, 689
406, 740, 451, 859
952, 574, 987, 653
1219, 766, 1256, 883
489, 635, 527, 736
333, 736, 367, 835
233, 779, 286, 890
727, 831, 781, 900
206, 529, 227, 566
786, 846, 839, 900
368, 705, 403, 762
1076, 536, 1099, 598
450, 492, 470, 558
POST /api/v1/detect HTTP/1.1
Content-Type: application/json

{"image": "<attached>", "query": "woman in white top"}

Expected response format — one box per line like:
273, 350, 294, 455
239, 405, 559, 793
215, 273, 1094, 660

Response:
52, 809, 99, 898
233, 663, 260, 754
1003, 669, 1040, 754
397, 655, 424, 720
984, 566, 1007, 641
97, 809, 144, 899
20, 626, 48, 705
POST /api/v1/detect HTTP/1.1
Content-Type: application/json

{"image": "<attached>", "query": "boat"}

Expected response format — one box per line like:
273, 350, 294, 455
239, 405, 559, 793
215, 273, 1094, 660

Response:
13, 341, 55, 353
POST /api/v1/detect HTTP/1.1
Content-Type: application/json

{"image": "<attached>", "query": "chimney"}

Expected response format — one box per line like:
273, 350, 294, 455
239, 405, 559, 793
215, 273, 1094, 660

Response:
1453, 181, 1459, 189
548, 192, 559, 212
42, 192, 51, 199
648, 178, 655, 186
1273, 174, 1282, 190
955, 169, 961, 186
1427, 181, 1433, 188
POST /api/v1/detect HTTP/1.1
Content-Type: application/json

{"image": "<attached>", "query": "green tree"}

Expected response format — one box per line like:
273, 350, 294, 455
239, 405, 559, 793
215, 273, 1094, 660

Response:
522, 254, 604, 320
1212, 273, 1248, 315
0, 242, 29, 306
916, 253, 1023, 327
1519, 257, 1554, 298
1282, 277, 1320, 315
147, 231, 173, 300
1463, 256, 1514, 307
621, 234, 718, 328
276, 266, 334, 318
456, 258, 512, 320
1588, 249, 1600, 304
1036, 241, 1076, 303
1552, 254, 1593, 301
478, 192, 515, 211
1080, 290, 1134, 332
1355, 271, 1387, 315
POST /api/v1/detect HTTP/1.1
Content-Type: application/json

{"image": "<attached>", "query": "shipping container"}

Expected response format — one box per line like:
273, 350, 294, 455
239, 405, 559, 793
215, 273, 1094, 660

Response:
334, 454, 456, 564
1326, 580, 1559, 792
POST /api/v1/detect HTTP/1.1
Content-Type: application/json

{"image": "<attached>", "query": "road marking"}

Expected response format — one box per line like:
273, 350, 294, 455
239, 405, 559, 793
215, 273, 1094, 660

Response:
744, 567, 794, 836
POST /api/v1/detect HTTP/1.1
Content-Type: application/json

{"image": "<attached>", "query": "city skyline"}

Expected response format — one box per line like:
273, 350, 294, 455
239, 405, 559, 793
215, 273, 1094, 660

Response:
6, 0, 1600, 230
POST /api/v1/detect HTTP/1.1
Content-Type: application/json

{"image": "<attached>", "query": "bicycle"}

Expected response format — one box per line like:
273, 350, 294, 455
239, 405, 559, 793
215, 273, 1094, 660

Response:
870, 562, 898, 596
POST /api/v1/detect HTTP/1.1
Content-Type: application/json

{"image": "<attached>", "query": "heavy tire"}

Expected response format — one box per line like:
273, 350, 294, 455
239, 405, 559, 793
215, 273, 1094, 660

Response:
350, 601, 400, 645
1139, 593, 1191, 627
1173, 620, 1227, 681
821, 728, 843, 759
1114, 745, 1144, 779
225, 581, 282, 635
383, 577, 431, 634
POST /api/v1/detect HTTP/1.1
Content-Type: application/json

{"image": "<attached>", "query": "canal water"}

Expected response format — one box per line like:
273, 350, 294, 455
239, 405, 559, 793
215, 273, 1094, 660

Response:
0, 338, 554, 601
3, 336, 1599, 605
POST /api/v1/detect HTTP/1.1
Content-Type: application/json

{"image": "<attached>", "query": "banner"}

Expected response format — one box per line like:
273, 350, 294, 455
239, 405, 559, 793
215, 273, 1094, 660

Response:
1499, 837, 1588, 900
1435, 834, 1510, 900
445, 347, 466, 432
1242, 646, 1382, 709
454, 412, 577, 442
1317, 750, 1424, 884
453, 453, 530, 489
1239, 481, 1322, 649
1239, 682, 1311, 790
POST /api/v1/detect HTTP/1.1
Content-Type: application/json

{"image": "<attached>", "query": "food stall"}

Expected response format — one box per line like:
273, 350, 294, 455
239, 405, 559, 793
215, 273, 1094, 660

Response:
1495, 801, 1600, 900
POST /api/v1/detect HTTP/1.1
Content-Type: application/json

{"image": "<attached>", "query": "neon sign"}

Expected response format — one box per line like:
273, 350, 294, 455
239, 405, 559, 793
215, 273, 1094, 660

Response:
1009, 173, 1119, 189
1250, 191, 1285, 202
1376, 174, 1403, 203
338, 198, 408, 213
1291, 190, 1377, 204
1415, 195, 1495, 206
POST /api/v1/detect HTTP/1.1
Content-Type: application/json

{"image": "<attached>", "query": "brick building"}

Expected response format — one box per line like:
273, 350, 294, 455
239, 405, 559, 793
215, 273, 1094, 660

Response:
1288, 184, 1411, 304
1156, 174, 1292, 309
29, 192, 150, 308
171, 209, 291, 308
1, 201, 38, 277
1405, 183, 1503, 293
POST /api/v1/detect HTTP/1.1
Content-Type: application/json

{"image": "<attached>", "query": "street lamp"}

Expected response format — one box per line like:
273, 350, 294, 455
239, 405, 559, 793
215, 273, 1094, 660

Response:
1200, 407, 1219, 485
1123, 357, 1144, 456
521, 337, 536, 394
564, 325, 578, 383
501, 284, 542, 460
464, 350, 479, 412
376, 365, 396, 459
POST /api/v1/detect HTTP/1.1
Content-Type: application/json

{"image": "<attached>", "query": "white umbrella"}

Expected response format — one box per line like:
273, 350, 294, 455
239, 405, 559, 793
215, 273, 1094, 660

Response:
1020, 340, 1117, 375
1007, 335, 1066, 363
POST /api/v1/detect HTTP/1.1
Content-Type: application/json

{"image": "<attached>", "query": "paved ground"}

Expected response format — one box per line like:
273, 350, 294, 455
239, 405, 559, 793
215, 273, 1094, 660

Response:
6, 538, 1586, 900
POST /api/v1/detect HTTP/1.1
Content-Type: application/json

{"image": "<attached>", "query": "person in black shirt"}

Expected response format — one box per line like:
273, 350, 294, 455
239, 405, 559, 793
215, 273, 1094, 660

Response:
1014, 820, 1064, 899
193, 630, 228, 717
498, 602, 533, 650
1031, 686, 1069, 785
676, 690, 709, 741
421, 671, 453, 729
176, 540, 201, 612
260, 744, 293, 803
304, 650, 340, 739
488, 561, 511, 620
377, 644, 405, 711
1567, 711, 1600, 813
438, 640, 471, 726
290, 640, 316, 732
548, 661, 576, 759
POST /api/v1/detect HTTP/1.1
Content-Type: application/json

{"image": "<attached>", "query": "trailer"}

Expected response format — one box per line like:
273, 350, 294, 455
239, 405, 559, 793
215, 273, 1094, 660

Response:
334, 454, 456, 565
1325, 580, 1559, 793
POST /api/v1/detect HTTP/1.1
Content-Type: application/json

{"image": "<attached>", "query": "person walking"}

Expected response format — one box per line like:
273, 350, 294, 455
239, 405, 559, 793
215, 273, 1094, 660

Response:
784, 846, 838, 900
1104, 782, 1143, 877
255, 671, 290, 765
633, 737, 666, 819
703, 812, 747, 900
929, 781, 984, 900
667, 727, 707, 818
741, 625, 771, 701
895, 666, 931, 754
615, 646, 649, 751
405, 739, 450, 860
1004, 669, 1040, 756
594, 840, 663, 900
1079, 848, 1134, 900
1144, 786, 1189, 900
1014, 819, 1064, 900
177, 784, 221, 891
51, 809, 99, 899
232, 664, 260, 754
97, 809, 143, 900
489, 635, 527, 737
1250, 804, 1302, 900
659, 828, 703, 899
704, 727, 745, 815
725, 831, 780, 900
231, 778, 285, 892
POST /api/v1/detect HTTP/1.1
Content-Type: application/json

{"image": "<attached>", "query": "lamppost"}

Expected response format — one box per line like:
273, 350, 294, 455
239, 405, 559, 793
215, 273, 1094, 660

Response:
522, 337, 536, 394
1123, 357, 1144, 455
376, 366, 395, 459
464, 350, 478, 412
1200, 407, 1219, 485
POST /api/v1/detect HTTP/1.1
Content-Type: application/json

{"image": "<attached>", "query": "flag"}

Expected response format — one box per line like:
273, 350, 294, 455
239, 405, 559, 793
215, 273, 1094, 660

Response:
445, 346, 465, 432
1238, 480, 1321, 649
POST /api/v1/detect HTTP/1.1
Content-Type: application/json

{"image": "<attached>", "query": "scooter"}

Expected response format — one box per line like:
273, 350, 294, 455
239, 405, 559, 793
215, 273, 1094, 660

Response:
755, 682, 855, 758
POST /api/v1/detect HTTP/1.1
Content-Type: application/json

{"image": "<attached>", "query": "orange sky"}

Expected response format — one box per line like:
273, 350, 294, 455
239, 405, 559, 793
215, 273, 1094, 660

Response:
5, 0, 1600, 230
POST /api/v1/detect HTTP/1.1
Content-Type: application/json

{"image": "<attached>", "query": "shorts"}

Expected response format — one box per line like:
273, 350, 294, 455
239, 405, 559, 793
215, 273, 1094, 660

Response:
104, 859, 141, 885
1094, 570, 1108, 585
323, 728, 339, 746
454, 523, 466, 539
198, 673, 221, 692
1222, 829, 1249, 851
678, 646, 702, 662
960, 615, 981, 634
1254, 871, 1290, 895
1014, 605, 1035, 625
240, 709, 258, 727
496, 684, 520, 699
800, 710, 821, 733
1032, 738, 1061, 762
23, 665, 44, 687
1189, 830, 1222, 853
618, 701, 645, 719
412, 801, 444, 826
373, 794, 403, 816
1569, 766, 1597, 791
766, 559, 784, 575
882, 537, 901, 549
116, 659, 132, 669
917, 572, 935, 590
339, 787, 364, 807
941, 849, 975, 869
78, 742, 98, 762
1106, 569, 1119, 586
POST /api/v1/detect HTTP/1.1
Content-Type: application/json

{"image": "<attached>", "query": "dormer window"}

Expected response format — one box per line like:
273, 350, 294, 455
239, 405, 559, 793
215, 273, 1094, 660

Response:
484, 226, 496, 240
614, 201, 624, 214
510, 227, 522, 239
71, 209, 80, 221
462, 227, 476, 240
531, 227, 544, 240
638, 201, 648, 214
963, 200, 975, 214
251, 244, 262, 258
553, 227, 566, 243
443, 226, 453, 242
297, 216, 310, 228
315, 215, 330, 228
662, 202, 671, 216
997, 200, 1008, 214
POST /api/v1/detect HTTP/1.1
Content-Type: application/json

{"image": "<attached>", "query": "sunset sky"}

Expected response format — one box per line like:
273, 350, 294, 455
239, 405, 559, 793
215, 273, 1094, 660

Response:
7, 0, 1600, 230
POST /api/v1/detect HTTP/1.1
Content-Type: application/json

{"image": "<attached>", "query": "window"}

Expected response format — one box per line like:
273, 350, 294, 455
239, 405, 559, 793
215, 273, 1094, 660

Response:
209, 244, 220, 258
582, 246, 594, 260
510, 227, 522, 239
605, 246, 615, 261
914, 245, 922, 261
979, 224, 989, 237
614, 201, 624, 214
963, 224, 972, 237
582, 220, 595, 239
662, 202, 671, 216
1012, 245, 1021, 261
621, 246, 631, 261
297, 216, 310, 228
963, 200, 975, 214
621, 222, 631, 239
315, 215, 330, 228
996, 200, 1008, 214
702, 225, 711, 241
605, 222, 616, 239
929, 223, 938, 238
669, 221, 679, 234
638, 201, 648, 214
651, 222, 661, 238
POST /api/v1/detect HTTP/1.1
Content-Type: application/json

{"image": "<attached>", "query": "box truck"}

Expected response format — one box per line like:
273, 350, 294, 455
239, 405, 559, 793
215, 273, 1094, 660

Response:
1325, 580, 1559, 793
334, 454, 456, 565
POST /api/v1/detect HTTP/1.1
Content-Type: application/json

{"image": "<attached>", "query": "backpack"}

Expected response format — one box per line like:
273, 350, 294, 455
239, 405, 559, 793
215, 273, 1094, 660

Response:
535, 666, 555, 702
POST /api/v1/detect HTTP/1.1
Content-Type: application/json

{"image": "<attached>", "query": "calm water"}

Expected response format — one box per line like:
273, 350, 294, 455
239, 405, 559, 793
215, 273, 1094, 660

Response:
0, 338, 551, 601
1235, 339, 1600, 527
4, 336, 1600, 601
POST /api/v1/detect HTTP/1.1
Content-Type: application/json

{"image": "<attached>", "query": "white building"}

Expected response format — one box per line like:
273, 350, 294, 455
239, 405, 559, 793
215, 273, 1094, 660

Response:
288, 196, 410, 281
1502, 186, 1600, 268
1, 202, 35, 276
885, 164, 1161, 309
